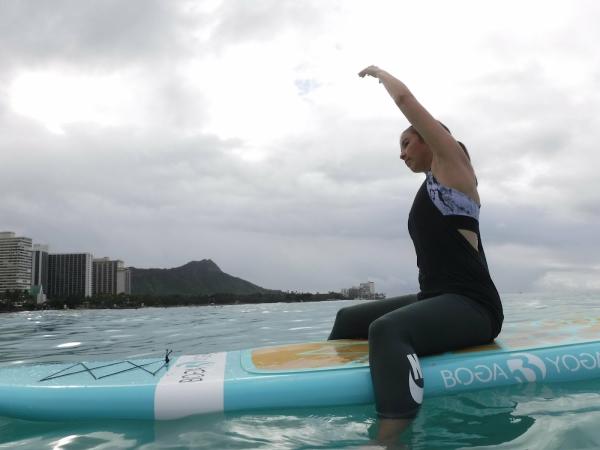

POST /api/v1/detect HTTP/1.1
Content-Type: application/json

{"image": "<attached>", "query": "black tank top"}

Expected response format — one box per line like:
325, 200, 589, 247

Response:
408, 173, 503, 337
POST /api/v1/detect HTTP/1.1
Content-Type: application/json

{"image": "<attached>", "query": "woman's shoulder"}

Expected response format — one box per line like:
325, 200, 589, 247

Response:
429, 161, 480, 206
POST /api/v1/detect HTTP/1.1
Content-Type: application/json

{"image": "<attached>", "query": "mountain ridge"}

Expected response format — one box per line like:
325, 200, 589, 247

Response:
130, 259, 275, 296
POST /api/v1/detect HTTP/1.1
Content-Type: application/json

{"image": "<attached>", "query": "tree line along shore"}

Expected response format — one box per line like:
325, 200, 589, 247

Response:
0, 290, 347, 313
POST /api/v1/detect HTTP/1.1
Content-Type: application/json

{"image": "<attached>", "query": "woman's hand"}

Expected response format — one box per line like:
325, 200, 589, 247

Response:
359, 66, 410, 102
358, 65, 386, 81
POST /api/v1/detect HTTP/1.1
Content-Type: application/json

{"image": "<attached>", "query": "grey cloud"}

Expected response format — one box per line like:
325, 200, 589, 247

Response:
2, 111, 416, 297
2, 126, 237, 205
152, 76, 209, 130
3, 0, 600, 295
4, 85, 599, 296
460, 75, 575, 155
208, 0, 335, 49
270, 115, 408, 184
449, 62, 600, 225
481, 205, 600, 256
0, 0, 339, 77
0, 0, 196, 74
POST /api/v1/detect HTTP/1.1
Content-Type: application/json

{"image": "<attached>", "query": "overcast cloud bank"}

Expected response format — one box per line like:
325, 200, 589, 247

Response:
2, 0, 600, 295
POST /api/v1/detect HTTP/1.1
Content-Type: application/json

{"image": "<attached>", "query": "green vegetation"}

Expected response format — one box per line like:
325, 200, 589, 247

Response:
1, 291, 346, 312
0, 259, 348, 312
0, 289, 37, 312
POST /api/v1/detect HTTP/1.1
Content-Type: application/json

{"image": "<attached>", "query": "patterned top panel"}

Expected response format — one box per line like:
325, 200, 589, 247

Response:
426, 172, 480, 220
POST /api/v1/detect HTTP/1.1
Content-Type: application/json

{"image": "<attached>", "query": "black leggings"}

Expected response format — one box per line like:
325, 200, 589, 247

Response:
328, 293, 493, 418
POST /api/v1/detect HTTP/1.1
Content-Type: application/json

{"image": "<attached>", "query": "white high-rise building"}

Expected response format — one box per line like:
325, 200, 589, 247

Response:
342, 281, 378, 299
117, 265, 131, 295
359, 282, 375, 297
0, 231, 33, 293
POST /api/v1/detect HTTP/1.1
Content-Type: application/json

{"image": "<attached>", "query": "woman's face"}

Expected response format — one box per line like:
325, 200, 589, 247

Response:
399, 130, 432, 173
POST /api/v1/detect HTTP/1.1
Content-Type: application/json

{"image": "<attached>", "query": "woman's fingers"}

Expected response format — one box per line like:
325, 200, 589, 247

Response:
358, 65, 381, 78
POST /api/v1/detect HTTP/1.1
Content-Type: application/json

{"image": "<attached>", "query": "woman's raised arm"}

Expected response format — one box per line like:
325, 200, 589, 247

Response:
359, 65, 468, 168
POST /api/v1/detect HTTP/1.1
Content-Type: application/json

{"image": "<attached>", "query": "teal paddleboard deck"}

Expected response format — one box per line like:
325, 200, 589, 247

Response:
2, 317, 600, 421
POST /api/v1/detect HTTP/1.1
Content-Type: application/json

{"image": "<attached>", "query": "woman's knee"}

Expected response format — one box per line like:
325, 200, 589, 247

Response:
332, 306, 353, 328
369, 316, 402, 343
329, 306, 357, 339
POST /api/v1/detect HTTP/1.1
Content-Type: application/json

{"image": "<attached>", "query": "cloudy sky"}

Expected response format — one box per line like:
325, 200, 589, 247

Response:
2, 0, 600, 296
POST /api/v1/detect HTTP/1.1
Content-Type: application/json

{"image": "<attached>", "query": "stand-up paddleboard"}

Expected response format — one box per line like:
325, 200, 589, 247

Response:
3, 317, 600, 421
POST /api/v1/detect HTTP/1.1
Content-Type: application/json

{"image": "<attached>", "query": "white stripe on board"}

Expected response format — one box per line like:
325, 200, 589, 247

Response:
154, 353, 227, 420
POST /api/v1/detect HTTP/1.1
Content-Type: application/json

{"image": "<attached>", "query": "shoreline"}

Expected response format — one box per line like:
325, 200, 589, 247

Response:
0, 296, 362, 314
0, 291, 387, 314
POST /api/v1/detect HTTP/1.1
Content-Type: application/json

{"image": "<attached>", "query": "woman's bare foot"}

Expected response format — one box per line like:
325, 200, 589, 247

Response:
362, 418, 414, 449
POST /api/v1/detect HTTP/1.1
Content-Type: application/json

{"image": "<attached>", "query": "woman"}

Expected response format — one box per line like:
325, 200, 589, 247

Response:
328, 66, 503, 441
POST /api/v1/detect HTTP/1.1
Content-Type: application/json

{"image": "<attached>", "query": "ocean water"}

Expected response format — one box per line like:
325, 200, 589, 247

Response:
2, 292, 600, 449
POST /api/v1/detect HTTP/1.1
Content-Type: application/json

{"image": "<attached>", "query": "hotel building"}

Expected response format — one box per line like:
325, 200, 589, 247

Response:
0, 231, 33, 293
93, 258, 131, 295
47, 253, 93, 299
